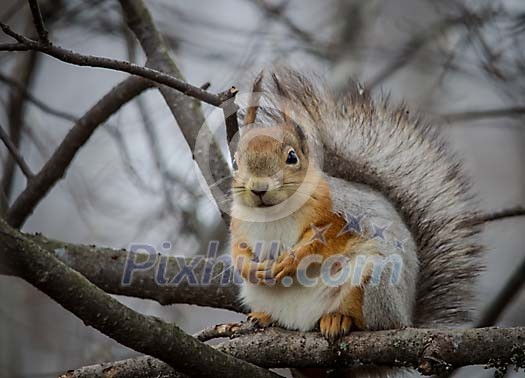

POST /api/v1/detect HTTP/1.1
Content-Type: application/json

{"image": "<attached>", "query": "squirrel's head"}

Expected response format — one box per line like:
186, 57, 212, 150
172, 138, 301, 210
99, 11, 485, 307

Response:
232, 122, 315, 208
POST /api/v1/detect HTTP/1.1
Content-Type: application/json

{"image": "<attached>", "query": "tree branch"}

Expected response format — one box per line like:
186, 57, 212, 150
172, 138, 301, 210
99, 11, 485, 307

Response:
441, 107, 525, 123
476, 257, 525, 327
0, 218, 279, 378
0, 122, 34, 179
0, 231, 242, 312
119, 0, 233, 224
6, 76, 152, 228
0, 22, 235, 107
368, 9, 495, 89
27, 0, 49, 43
216, 327, 525, 375
0, 71, 78, 122
60, 326, 525, 377
60, 355, 186, 378
469, 206, 525, 225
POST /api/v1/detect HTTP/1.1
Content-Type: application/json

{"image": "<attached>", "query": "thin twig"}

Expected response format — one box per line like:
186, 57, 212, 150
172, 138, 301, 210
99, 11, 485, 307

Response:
476, 257, 525, 327
0, 71, 77, 122
0, 123, 34, 179
469, 206, 525, 225
27, 0, 49, 43
368, 10, 495, 89
0, 21, 235, 107
441, 107, 525, 123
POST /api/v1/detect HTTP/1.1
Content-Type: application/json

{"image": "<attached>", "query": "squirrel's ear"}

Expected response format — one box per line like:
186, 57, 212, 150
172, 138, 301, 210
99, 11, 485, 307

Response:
294, 122, 308, 155
244, 71, 264, 125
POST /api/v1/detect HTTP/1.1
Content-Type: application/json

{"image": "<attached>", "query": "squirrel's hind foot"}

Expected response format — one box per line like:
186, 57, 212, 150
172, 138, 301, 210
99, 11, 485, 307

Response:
247, 312, 273, 328
319, 313, 352, 341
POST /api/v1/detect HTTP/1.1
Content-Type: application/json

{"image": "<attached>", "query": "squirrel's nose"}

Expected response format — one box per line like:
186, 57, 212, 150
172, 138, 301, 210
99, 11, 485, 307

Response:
251, 190, 267, 197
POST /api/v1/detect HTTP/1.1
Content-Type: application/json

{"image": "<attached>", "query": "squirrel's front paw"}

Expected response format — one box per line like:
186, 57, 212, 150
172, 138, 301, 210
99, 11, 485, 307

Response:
256, 252, 298, 283
247, 312, 273, 328
319, 313, 352, 341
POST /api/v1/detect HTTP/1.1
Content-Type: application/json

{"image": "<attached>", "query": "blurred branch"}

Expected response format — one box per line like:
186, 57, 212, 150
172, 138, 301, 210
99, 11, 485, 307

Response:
441, 107, 525, 123
476, 257, 525, 327
0, 71, 77, 122
27, 0, 49, 43
119, 0, 233, 225
368, 9, 495, 89
0, 123, 34, 179
6, 76, 152, 228
62, 326, 525, 376
1, 20, 39, 207
0, 21, 236, 107
0, 218, 278, 378
0, 231, 242, 312
469, 206, 525, 225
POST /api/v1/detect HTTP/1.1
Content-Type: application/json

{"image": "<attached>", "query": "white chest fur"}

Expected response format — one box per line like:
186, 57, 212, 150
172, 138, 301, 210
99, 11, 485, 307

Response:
235, 215, 301, 261
233, 214, 342, 331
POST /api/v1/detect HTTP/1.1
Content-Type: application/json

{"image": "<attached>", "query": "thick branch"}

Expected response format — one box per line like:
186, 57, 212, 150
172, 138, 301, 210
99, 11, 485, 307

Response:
61, 326, 525, 377
0, 232, 242, 312
0, 218, 278, 378
217, 327, 525, 375
6, 76, 152, 228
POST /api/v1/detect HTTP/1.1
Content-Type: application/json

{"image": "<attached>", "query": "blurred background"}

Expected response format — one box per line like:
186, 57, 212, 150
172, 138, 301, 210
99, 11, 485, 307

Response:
0, 0, 524, 377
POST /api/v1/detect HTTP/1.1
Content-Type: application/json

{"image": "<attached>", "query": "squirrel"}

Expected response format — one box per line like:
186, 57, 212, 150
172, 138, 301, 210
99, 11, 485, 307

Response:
229, 68, 483, 345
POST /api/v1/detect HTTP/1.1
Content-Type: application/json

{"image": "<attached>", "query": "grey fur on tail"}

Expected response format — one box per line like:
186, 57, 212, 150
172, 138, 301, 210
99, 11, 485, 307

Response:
244, 67, 483, 327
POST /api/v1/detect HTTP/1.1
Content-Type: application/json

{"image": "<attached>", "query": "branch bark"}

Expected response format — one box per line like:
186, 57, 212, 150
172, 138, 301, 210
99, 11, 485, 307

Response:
61, 326, 525, 377
60, 356, 186, 378
6, 76, 152, 228
0, 232, 242, 312
0, 218, 278, 378
216, 327, 525, 375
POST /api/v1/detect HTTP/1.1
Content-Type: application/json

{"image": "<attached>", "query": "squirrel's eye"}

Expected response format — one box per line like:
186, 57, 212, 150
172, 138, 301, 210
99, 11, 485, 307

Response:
286, 150, 298, 165
232, 158, 238, 171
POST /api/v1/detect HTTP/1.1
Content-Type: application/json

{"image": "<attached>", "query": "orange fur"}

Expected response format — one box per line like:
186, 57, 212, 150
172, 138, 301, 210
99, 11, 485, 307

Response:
231, 121, 374, 338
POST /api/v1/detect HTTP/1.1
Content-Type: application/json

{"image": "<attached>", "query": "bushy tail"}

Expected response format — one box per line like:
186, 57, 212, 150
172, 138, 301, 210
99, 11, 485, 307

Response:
245, 67, 483, 327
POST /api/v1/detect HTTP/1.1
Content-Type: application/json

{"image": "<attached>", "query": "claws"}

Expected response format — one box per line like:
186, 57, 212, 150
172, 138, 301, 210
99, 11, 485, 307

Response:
319, 313, 353, 341
247, 312, 273, 328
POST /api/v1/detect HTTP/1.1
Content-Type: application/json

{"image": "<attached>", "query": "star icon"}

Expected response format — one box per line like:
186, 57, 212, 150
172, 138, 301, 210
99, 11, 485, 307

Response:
371, 223, 388, 241
394, 239, 406, 251
308, 223, 331, 245
338, 211, 365, 237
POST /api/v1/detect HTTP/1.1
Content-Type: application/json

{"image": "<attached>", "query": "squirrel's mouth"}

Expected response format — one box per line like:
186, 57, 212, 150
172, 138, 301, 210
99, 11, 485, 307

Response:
256, 202, 275, 208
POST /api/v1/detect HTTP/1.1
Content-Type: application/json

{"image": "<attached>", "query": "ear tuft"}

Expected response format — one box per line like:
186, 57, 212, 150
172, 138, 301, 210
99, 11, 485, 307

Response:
294, 122, 308, 154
